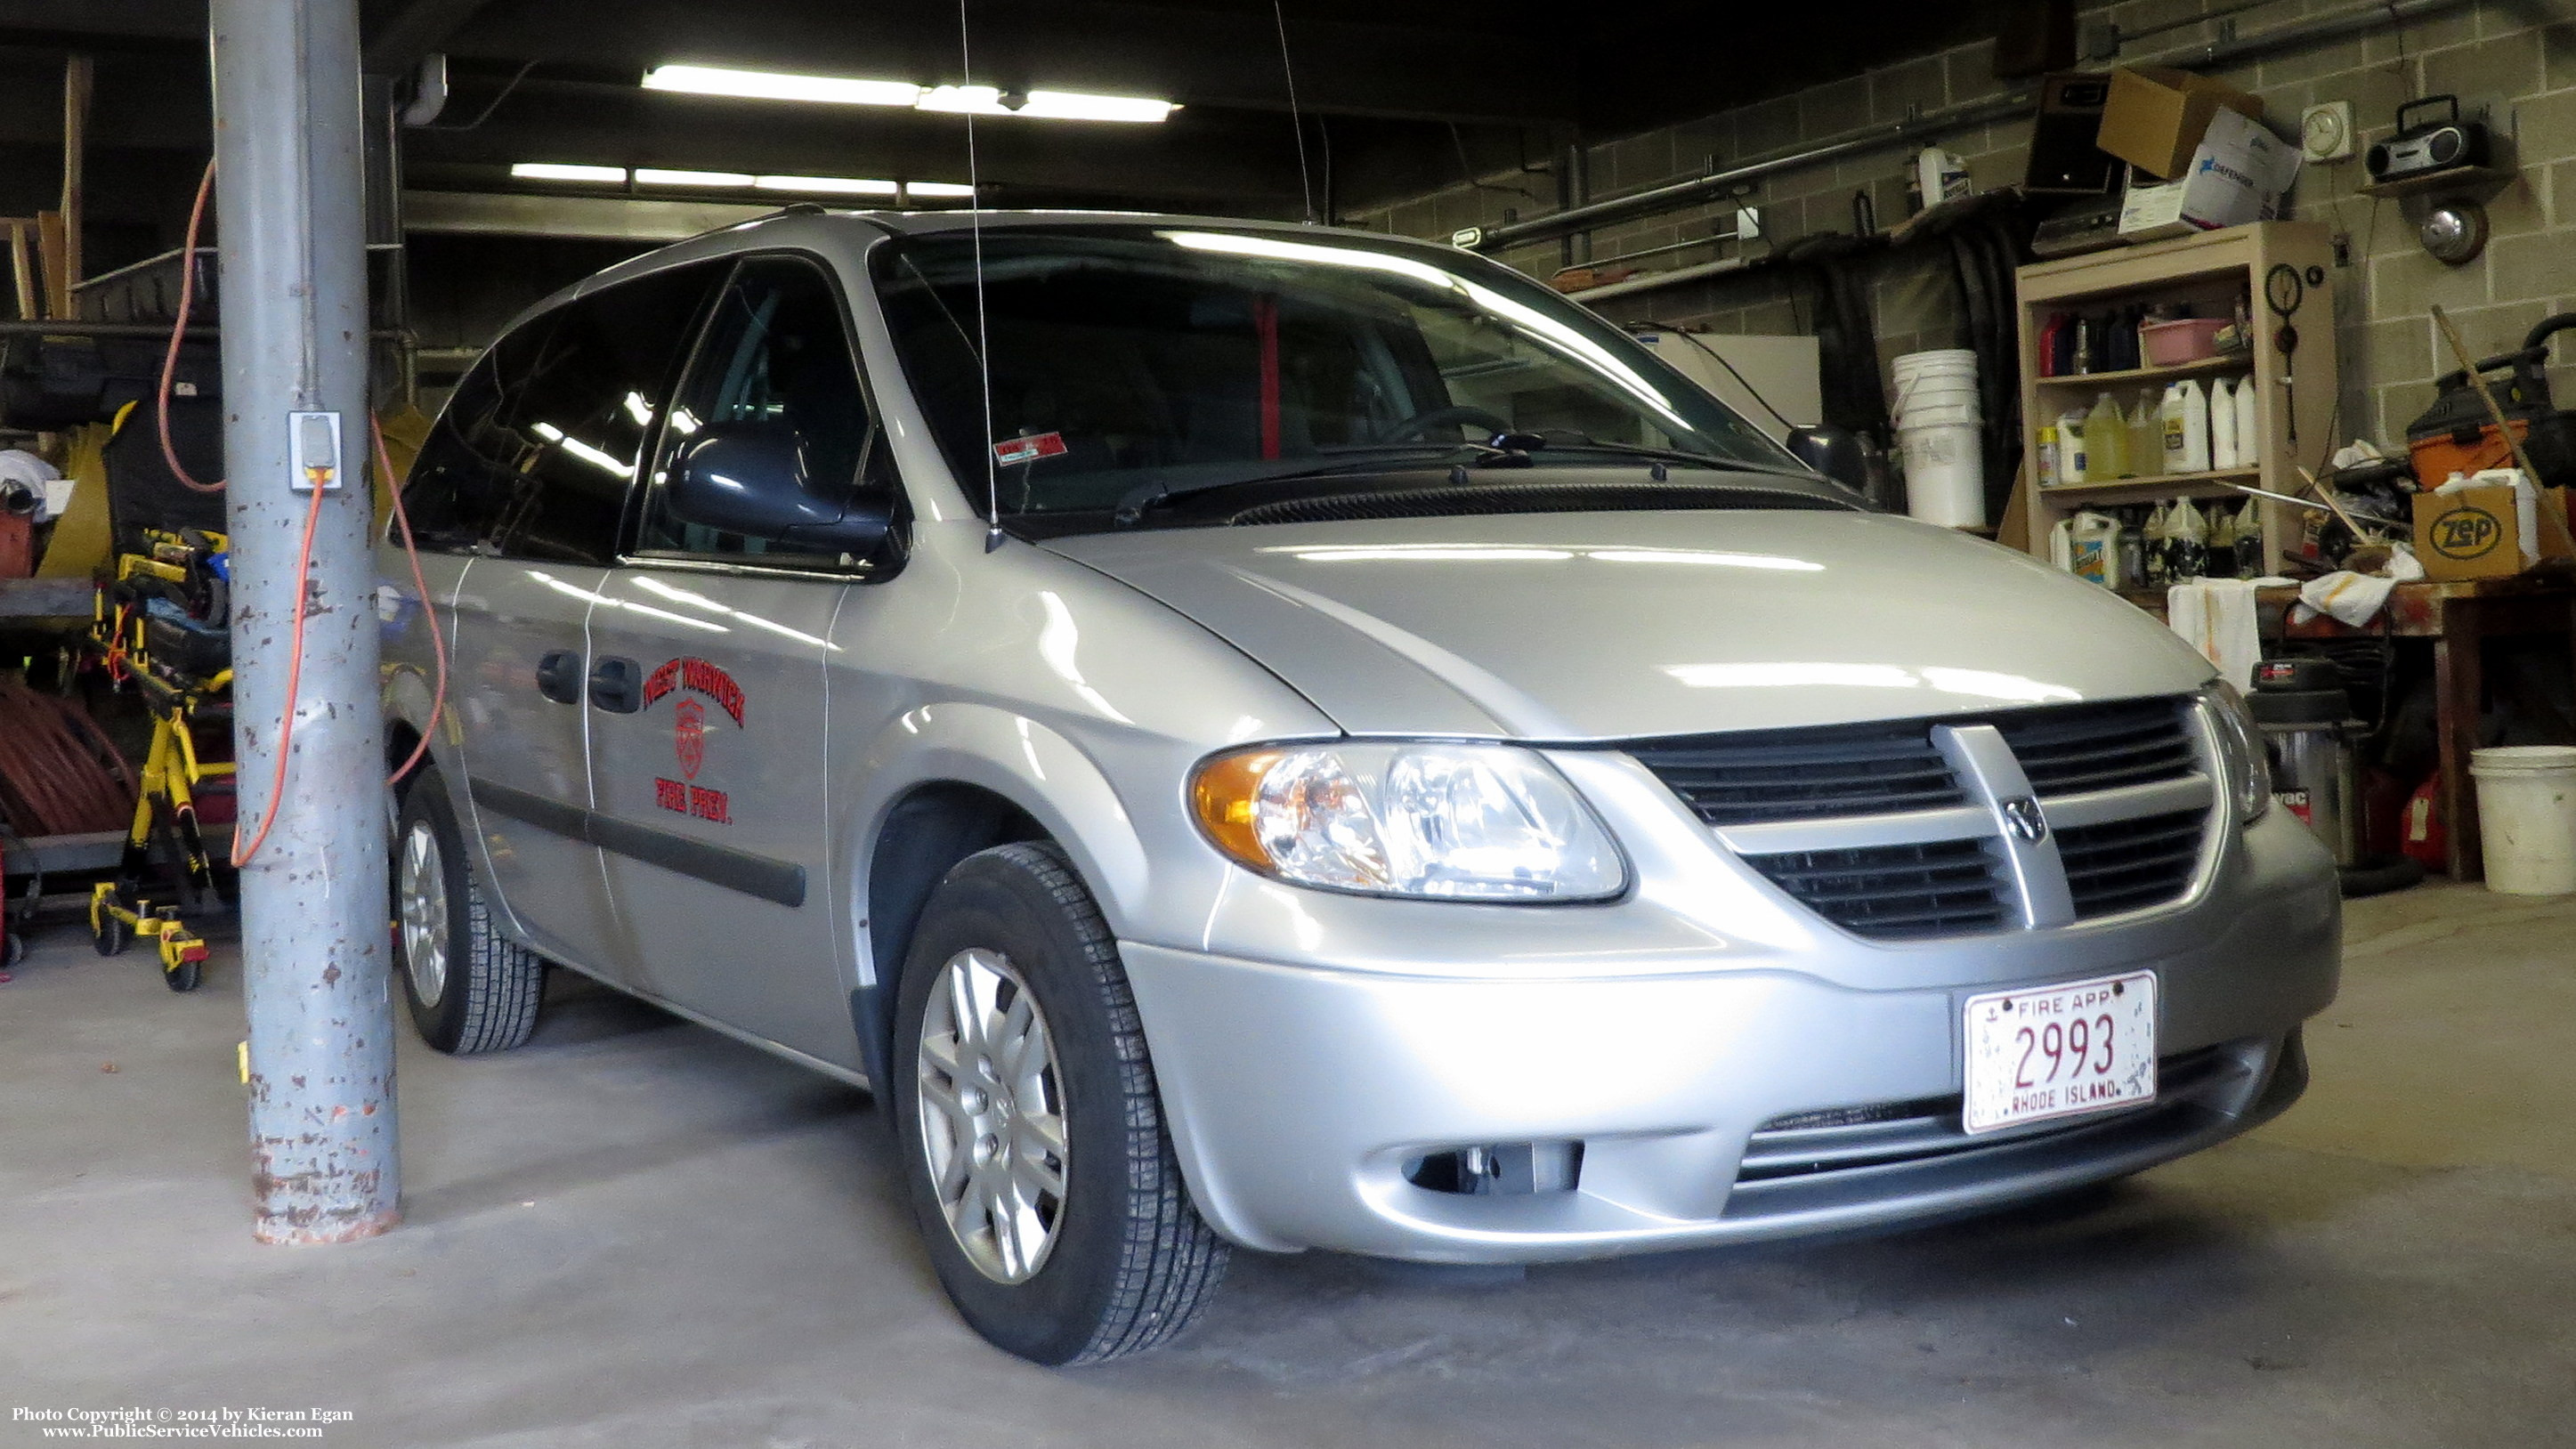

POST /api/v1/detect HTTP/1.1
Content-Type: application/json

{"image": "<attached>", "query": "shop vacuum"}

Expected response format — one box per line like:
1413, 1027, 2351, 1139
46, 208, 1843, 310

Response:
2405, 312, 2576, 488
2250, 658, 2424, 898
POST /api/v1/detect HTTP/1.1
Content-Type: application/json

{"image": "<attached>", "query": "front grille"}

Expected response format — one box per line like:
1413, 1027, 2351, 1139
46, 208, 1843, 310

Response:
1735, 1042, 2240, 1186
1627, 720, 1964, 828
1632, 694, 2210, 941
1994, 696, 2197, 794
2060, 809, 2205, 919
1739, 838, 2008, 940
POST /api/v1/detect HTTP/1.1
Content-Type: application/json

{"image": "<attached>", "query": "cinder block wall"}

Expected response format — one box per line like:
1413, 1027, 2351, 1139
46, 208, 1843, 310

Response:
1354, 0, 2576, 453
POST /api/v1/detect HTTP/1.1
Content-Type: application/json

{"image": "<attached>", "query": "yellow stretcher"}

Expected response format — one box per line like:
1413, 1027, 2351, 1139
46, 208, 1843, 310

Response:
85, 529, 233, 992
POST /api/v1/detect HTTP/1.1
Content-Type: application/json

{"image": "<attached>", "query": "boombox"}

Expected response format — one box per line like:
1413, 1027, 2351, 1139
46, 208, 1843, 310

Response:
2366, 94, 2490, 183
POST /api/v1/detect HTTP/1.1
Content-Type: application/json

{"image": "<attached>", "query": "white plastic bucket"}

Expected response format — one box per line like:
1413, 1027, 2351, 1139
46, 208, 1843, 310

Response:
1891, 350, 1981, 430
2469, 745, 2576, 894
1897, 399, 1981, 428
1891, 348, 1977, 378
1900, 421, 1984, 528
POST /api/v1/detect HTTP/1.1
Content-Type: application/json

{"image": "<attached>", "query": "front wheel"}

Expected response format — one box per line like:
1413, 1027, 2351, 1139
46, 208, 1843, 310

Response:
892, 842, 1228, 1364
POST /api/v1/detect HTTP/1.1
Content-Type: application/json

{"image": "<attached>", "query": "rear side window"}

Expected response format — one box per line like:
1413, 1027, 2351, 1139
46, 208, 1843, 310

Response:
401, 259, 725, 561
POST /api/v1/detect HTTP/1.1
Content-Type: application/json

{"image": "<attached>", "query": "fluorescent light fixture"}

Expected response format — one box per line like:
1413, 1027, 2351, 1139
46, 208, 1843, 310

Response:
636, 167, 757, 188
1023, 90, 1174, 123
917, 84, 1171, 122
755, 174, 898, 195
915, 84, 1006, 115
645, 64, 1171, 123
511, 162, 626, 183
903, 181, 977, 199
643, 64, 921, 108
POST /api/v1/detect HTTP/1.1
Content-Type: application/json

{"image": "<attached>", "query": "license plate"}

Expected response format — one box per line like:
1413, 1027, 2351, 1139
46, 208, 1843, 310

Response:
1962, 971, 2158, 1135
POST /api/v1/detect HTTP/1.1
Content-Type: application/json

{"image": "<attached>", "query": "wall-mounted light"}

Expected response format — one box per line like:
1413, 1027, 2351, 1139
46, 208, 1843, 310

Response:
643, 63, 1172, 123
636, 167, 756, 188
512, 162, 974, 201
510, 162, 625, 183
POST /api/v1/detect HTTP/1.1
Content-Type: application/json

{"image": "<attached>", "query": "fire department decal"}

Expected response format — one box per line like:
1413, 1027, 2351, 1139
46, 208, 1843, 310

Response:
645, 657, 743, 825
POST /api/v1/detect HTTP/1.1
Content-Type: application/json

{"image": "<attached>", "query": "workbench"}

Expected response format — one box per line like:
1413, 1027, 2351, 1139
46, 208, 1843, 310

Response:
2135, 576, 2576, 882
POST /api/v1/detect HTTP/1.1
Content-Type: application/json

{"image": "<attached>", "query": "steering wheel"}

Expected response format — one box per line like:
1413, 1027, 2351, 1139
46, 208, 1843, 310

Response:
1372, 404, 1512, 444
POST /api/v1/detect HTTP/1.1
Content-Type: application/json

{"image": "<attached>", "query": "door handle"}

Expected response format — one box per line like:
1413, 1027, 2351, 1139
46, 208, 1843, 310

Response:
535, 650, 582, 705
588, 655, 644, 714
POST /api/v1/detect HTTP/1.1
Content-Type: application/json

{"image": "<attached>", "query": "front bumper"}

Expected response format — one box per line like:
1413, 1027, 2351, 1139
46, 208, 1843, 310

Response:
1122, 812, 2337, 1261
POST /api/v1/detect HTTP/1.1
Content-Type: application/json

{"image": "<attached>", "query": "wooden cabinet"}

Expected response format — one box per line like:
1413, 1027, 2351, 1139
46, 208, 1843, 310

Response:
2015, 223, 2337, 574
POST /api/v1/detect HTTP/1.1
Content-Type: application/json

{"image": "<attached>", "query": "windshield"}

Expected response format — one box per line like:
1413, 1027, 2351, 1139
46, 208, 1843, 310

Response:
872, 227, 1800, 519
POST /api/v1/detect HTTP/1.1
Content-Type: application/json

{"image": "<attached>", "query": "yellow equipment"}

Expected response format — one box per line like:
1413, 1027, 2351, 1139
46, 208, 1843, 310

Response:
85, 527, 234, 992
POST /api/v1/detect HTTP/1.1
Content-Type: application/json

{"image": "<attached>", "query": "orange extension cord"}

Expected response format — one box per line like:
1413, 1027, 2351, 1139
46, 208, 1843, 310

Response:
150, 157, 450, 867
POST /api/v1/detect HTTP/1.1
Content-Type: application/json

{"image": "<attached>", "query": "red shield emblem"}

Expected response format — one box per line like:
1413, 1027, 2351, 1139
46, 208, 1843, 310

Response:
674, 698, 707, 780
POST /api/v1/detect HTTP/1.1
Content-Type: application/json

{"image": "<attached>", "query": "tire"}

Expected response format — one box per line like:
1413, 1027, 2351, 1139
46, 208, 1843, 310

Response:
164, 957, 202, 992
891, 842, 1228, 1364
93, 909, 129, 957
393, 764, 545, 1054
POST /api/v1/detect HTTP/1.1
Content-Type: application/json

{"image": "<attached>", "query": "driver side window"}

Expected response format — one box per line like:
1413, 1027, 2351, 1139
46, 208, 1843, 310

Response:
639, 255, 891, 559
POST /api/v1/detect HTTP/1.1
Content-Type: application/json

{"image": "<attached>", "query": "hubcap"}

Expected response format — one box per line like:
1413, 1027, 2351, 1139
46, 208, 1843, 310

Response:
915, 947, 1068, 1284
396, 822, 450, 1007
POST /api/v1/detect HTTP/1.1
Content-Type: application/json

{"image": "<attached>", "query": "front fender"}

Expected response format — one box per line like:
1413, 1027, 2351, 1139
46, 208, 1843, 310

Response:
839, 701, 1153, 950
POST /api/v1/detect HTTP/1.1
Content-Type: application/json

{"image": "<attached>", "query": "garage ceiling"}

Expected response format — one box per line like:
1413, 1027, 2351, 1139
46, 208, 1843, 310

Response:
4, 0, 2005, 228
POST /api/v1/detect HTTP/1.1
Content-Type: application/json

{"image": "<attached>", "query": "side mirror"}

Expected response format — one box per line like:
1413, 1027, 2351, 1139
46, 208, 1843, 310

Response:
1785, 425, 1870, 495
668, 421, 892, 556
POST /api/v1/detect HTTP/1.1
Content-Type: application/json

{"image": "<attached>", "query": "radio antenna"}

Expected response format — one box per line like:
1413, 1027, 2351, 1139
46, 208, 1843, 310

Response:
1271, 0, 1316, 224
959, 0, 1002, 550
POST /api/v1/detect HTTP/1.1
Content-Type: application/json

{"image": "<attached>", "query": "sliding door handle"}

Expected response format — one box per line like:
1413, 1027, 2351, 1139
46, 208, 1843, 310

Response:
587, 655, 644, 714
534, 650, 582, 704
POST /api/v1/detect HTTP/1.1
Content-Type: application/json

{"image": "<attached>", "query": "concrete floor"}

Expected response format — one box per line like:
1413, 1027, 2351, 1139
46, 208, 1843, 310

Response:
3, 880, 2571, 1449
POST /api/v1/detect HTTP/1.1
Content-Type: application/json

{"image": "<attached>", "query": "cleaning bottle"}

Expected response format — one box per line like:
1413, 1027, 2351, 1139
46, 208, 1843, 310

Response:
2118, 509, 2146, 589
2088, 392, 2127, 480
2207, 501, 2236, 576
2176, 378, 2211, 474
2159, 383, 2188, 474
2143, 501, 2171, 587
2059, 409, 2090, 485
2168, 495, 2208, 579
2067, 510, 2120, 586
2129, 390, 2161, 479
2233, 376, 2260, 469
2037, 425, 2061, 488
2210, 376, 2239, 470
2234, 501, 2264, 578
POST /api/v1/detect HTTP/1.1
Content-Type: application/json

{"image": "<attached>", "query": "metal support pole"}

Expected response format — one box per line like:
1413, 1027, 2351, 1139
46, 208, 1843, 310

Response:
211, 0, 399, 1245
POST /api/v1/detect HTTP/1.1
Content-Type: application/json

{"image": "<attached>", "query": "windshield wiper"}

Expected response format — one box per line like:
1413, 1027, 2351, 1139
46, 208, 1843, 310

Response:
1111, 445, 1497, 526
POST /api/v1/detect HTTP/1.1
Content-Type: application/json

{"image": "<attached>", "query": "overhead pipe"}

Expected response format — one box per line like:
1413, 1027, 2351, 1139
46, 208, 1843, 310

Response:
1470, 0, 2477, 255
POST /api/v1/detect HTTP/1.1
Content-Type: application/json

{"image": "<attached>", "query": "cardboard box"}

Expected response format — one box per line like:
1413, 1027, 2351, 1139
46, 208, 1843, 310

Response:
2094, 65, 2264, 180
2410, 482, 2576, 580
2117, 108, 2302, 240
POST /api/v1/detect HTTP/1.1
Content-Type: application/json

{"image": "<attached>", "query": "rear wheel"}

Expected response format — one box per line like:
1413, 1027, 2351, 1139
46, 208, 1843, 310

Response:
394, 765, 544, 1054
892, 842, 1228, 1364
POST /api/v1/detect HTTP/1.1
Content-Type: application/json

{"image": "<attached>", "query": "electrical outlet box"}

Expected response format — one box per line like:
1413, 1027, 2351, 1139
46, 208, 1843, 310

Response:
289, 410, 344, 492
2302, 101, 2356, 163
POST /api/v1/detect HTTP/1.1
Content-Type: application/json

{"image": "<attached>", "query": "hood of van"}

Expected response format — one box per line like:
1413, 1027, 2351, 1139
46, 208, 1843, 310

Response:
1043, 509, 2217, 740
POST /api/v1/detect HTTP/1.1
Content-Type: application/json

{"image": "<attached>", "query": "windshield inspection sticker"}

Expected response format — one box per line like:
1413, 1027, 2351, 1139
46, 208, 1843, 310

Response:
993, 432, 1068, 465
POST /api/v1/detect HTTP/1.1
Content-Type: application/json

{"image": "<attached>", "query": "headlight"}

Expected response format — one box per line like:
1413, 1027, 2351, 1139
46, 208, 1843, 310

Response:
1190, 741, 1627, 901
2199, 682, 2272, 822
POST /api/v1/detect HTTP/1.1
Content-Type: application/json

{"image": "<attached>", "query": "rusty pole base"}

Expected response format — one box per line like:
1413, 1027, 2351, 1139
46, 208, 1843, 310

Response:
253, 1208, 401, 1247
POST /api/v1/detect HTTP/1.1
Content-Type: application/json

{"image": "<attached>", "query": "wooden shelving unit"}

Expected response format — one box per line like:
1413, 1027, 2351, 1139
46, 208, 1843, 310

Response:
2015, 223, 2337, 577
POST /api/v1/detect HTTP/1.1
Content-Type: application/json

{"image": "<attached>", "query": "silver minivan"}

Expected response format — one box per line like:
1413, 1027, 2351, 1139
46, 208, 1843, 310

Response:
380, 210, 2340, 1364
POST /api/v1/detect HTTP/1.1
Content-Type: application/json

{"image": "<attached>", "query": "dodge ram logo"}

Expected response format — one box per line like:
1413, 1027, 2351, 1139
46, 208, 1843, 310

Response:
2002, 796, 2048, 843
